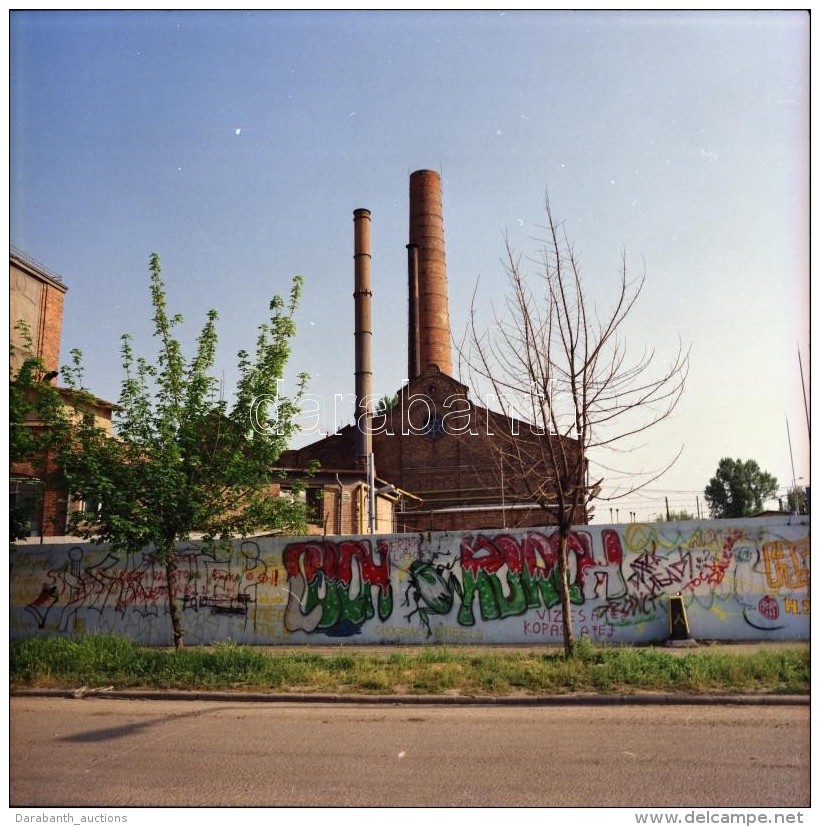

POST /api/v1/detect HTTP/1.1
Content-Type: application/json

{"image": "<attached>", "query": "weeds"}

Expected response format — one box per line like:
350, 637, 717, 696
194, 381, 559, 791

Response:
8, 634, 810, 696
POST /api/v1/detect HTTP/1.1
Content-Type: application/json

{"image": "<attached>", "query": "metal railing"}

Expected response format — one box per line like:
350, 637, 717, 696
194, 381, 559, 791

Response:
10, 245, 65, 284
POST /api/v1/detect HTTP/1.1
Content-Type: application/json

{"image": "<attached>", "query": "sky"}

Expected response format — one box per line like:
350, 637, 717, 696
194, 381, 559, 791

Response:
8, 9, 810, 522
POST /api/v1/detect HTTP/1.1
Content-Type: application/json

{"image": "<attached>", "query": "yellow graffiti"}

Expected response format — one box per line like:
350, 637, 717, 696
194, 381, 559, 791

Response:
762, 540, 810, 590
784, 598, 810, 616
624, 524, 657, 553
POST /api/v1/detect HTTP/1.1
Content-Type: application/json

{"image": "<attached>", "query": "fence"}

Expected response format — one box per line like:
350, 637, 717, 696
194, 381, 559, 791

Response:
10, 516, 809, 645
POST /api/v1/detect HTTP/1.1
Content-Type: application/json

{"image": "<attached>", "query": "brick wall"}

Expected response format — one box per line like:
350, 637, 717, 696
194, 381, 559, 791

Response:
10, 255, 67, 374
282, 366, 586, 534
38, 281, 65, 375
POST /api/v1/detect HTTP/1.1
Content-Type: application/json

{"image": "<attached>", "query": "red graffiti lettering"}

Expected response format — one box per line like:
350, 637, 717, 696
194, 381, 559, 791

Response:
283, 539, 390, 590
460, 530, 595, 583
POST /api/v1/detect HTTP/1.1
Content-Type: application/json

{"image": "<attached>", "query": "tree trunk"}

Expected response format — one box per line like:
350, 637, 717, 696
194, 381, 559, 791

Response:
163, 545, 185, 649
557, 529, 575, 658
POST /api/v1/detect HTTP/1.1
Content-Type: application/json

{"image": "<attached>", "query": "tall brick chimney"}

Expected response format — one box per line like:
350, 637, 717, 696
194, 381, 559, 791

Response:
406, 242, 421, 380
408, 169, 452, 377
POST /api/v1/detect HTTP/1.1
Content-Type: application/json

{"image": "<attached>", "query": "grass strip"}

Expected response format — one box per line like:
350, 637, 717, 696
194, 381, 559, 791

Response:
9, 634, 810, 696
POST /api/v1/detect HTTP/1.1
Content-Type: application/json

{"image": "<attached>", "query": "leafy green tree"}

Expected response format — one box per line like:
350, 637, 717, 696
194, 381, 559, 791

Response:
375, 393, 398, 414
786, 486, 809, 515
56, 254, 309, 647
703, 458, 778, 519
9, 322, 67, 546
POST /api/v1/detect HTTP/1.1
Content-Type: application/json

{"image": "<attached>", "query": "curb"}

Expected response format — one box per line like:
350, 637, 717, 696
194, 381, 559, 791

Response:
10, 688, 809, 706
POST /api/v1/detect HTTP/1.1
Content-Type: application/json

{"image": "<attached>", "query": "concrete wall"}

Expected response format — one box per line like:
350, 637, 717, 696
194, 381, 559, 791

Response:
10, 516, 809, 646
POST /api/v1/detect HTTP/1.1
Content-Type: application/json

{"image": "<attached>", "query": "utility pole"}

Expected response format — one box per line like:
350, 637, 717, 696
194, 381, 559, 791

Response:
367, 452, 376, 534
798, 346, 810, 438
499, 448, 506, 529
786, 417, 799, 515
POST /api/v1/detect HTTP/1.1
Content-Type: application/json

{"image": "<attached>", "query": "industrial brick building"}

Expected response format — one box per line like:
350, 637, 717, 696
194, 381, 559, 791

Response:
10, 249, 115, 538
10, 171, 585, 538
10, 247, 67, 376
279, 170, 585, 533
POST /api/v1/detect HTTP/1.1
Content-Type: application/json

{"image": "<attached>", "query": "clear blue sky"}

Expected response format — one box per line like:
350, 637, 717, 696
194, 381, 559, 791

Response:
9, 10, 810, 520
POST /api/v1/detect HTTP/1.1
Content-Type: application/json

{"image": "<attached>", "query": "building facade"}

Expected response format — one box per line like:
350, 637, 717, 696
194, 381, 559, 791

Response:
10, 247, 67, 375
10, 249, 115, 537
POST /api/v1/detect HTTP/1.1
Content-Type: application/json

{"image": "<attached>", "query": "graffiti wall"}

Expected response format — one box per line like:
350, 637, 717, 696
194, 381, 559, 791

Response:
10, 516, 809, 645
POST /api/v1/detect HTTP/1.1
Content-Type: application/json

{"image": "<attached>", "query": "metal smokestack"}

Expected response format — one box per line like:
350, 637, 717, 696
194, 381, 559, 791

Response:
408, 169, 452, 375
407, 243, 421, 380
353, 208, 373, 465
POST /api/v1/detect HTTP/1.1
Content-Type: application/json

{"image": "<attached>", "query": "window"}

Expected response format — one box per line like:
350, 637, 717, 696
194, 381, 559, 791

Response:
279, 484, 324, 526
306, 487, 324, 525
11, 479, 44, 537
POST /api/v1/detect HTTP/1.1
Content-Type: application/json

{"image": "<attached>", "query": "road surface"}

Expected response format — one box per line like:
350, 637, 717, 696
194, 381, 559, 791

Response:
10, 696, 809, 807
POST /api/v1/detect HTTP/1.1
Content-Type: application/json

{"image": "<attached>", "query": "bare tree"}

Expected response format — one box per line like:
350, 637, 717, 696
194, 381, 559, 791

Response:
459, 198, 690, 656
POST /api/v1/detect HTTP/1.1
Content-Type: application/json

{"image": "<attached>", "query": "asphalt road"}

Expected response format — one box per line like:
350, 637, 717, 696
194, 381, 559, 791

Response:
10, 697, 809, 808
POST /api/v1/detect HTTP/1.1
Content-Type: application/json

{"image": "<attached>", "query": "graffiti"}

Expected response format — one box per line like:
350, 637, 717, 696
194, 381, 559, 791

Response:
457, 531, 592, 626
19, 543, 266, 638
592, 592, 663, 626
25, 582, 60, 629
758, 595, 779, 621
784, 598, 810, 616
396, 528, 626, 635
9, 516, 810, 645
762, 540, 810, 589
582, 530, 628, 601
625, 530, 740, 595
523, 607, 615, 640
452, 528, 629, 629
283, 538, 392, 636
592, 525, 771, 629
402, 555, 461, 637
387, 536, 421, 567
